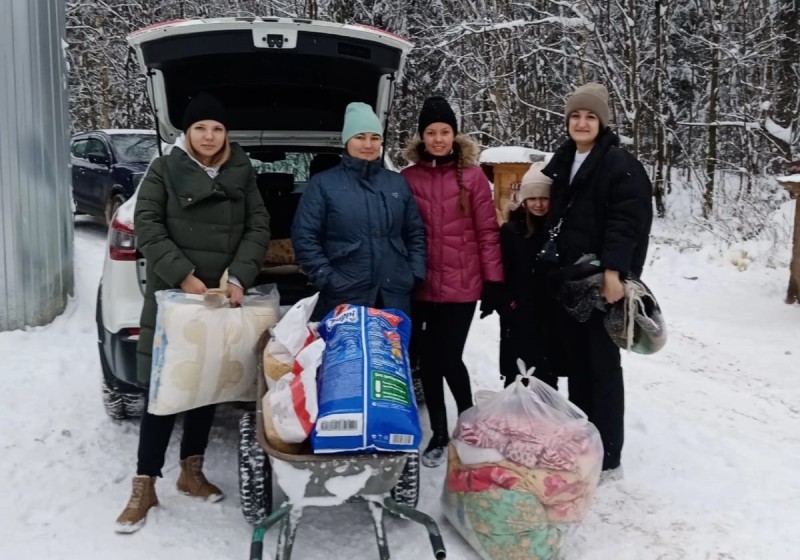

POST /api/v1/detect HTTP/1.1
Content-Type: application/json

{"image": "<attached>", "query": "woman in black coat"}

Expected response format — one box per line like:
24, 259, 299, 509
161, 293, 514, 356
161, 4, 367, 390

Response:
541, 83, 653, 477
498, 162, 558, 389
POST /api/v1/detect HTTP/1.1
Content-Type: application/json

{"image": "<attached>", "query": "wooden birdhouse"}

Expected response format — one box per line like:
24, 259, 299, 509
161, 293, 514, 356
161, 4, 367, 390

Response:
479, 147, 552, 221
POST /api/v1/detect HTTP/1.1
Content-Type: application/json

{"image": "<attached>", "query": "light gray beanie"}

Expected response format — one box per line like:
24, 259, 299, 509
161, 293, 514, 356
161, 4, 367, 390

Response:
565, 82, 610, 128
518, 162, 552, 201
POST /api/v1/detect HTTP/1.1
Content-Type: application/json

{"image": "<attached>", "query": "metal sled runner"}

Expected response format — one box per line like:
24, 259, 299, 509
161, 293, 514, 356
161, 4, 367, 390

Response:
239, 376, 446, 560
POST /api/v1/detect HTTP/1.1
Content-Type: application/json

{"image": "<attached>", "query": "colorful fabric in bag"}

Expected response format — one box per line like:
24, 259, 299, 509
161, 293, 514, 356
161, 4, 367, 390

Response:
442, 452, 566, 560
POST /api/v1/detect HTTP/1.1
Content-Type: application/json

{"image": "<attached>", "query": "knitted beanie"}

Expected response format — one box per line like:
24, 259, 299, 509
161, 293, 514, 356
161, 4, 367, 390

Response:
341, 102, 383, 145
417, 96, 458, 137
565, 83, 610, 128
182, 92, 229, 131
518, 162, 552, 201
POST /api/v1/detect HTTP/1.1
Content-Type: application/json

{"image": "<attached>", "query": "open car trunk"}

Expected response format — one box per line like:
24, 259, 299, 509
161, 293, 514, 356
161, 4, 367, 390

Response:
127, 18, 412, 303
127, 18, 413, 148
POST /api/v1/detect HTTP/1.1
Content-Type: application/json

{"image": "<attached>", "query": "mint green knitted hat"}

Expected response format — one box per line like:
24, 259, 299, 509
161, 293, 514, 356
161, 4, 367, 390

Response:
341, 102, 383, 145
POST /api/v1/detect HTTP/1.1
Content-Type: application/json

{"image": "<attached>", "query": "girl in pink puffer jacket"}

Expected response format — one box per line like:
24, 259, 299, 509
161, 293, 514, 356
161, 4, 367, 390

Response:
401, 96, 504, 468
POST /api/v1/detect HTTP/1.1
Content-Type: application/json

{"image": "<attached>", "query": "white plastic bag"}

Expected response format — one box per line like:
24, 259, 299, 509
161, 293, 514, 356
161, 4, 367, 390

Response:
441, 360, 603, 560
263, 293, 319, 388
149, 284, 280, 415
453, 361, 598, 472
266, 338, 324, 444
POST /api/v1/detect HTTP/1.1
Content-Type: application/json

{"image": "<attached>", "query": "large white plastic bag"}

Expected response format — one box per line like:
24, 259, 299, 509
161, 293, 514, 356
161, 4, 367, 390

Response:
149, 284, 280, 415
453, 362, 601, 473
441, 361, 603, 560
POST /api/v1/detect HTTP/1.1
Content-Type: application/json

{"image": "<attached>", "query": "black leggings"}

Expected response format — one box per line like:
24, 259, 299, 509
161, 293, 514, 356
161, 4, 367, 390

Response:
137, 404, 216, 477
412, 301, 477, 425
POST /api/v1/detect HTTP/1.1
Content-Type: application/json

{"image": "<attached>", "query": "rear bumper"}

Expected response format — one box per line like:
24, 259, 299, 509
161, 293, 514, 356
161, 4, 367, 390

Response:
99, 327, 143, 391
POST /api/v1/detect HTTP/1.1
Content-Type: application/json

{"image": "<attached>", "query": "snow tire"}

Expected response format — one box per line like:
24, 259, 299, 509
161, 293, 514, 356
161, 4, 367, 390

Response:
238, 411, 272, 525
390, 452, 420, 509
100, 362, 145, 421
97, 284, 144, 421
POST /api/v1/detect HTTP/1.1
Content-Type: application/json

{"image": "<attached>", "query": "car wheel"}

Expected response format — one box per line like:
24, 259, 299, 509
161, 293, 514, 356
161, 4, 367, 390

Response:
101, 373, 145, 420
239, 411, 272, 525
105, 193, 125, 225
96, 284, 145, 420
390, 452, 420, 509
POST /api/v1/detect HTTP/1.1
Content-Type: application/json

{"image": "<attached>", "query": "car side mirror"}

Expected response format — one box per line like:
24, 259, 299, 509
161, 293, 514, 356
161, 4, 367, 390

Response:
87, 152, 110, 165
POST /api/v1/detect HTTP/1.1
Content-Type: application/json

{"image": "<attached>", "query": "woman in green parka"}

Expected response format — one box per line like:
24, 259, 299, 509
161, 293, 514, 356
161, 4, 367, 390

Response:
115, 92, 270, 533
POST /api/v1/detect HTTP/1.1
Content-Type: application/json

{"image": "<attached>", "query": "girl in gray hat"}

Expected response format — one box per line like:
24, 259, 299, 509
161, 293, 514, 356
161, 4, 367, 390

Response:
497, 162, 561, 389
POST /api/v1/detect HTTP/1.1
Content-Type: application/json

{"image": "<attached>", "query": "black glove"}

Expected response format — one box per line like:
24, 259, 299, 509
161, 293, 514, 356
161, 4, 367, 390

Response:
479, 281, 506, 319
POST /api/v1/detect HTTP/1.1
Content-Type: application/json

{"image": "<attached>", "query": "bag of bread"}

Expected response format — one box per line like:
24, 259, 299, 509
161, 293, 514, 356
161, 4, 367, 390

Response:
263, 293, 319, 388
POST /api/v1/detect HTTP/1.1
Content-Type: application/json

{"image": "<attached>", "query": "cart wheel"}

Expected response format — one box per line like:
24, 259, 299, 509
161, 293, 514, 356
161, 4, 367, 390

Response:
238, 411, 272, 525
390, 452, 420, 509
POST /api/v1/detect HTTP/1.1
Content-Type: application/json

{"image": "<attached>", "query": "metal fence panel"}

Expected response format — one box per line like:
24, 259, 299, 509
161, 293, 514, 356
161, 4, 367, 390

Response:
0, 0, 74, 331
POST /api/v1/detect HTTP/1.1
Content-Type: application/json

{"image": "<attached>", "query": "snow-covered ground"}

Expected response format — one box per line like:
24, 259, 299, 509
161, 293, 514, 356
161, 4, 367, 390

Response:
1, 213, 798, 560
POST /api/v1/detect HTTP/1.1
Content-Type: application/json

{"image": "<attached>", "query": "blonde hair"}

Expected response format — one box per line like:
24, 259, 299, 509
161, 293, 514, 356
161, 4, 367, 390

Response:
185, 126, 231, 168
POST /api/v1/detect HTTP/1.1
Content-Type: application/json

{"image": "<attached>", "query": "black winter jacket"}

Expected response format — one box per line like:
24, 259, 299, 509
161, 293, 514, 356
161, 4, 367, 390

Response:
542, 129, 652, 277
500, 208, 550, 315
498, 208, 556, 375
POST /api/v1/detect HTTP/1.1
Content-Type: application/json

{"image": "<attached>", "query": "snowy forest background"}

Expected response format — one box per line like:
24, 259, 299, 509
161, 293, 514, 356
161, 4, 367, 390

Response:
66, 0, 799, 225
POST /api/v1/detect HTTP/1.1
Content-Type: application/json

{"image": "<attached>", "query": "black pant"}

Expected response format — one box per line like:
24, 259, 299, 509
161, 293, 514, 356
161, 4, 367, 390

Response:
557, 308, 624, 470
412, 301, 476, 435
137, 404, 217, 477
499, 311, 558, 390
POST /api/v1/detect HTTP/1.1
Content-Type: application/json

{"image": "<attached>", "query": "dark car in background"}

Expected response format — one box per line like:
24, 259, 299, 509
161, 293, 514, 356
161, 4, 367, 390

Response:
70, 129, 158, 223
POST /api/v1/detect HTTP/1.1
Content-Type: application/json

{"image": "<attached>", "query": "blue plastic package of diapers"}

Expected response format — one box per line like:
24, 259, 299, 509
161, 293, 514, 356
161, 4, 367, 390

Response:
312, 304, 421, 454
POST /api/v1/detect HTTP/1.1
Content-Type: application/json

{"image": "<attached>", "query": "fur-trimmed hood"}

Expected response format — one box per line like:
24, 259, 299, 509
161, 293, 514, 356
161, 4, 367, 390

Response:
403, 134, 481, 166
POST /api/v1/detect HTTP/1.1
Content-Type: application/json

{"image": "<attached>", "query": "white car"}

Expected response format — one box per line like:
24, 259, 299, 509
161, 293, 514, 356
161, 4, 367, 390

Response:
95, 16, 418, 522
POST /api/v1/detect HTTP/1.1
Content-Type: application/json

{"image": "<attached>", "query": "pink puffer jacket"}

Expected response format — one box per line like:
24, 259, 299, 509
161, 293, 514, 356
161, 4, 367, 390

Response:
401, 135, 503, 302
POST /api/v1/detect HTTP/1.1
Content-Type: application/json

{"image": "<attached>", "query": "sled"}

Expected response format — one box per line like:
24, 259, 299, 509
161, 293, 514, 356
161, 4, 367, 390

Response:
240, 369, 445, 560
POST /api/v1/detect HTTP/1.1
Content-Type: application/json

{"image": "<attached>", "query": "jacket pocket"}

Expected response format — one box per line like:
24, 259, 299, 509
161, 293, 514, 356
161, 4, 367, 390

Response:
325, 240, 367, 294
328, 240, 362, 262
388, 237, 408, 257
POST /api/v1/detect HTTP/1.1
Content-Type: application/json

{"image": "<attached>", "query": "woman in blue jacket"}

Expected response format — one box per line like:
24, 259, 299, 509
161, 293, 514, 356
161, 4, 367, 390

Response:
292, 102, 426, 320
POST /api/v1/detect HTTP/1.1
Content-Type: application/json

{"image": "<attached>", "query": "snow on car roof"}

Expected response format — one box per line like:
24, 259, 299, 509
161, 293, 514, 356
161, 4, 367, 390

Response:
99, 129, 156, 135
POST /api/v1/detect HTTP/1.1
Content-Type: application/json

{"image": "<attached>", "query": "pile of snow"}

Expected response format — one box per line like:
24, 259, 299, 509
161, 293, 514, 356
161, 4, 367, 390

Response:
479, 146, 552, 164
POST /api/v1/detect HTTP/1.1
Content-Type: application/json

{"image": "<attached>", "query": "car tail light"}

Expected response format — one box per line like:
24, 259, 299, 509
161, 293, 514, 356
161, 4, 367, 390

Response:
122, 328, 140, 342
109, 217, 136, 261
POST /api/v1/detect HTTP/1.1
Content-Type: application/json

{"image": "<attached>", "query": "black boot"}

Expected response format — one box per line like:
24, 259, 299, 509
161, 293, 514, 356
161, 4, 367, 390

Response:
422, 410, 449, 468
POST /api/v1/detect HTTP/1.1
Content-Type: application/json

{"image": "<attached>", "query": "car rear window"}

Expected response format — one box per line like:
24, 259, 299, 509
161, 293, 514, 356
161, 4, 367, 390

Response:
111, 134, 158, 163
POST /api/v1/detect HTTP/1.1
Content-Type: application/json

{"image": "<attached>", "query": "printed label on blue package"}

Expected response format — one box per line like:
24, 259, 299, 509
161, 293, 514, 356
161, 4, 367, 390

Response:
312, 305, 421, 454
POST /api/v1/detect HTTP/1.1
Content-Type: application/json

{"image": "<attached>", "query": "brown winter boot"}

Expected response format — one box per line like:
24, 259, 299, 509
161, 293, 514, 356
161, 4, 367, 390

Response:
115, 475, 158, 534
176, 455, 224, 502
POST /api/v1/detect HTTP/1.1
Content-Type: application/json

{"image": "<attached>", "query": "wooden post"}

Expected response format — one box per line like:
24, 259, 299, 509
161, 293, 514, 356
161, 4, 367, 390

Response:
777, 179, 800, 304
